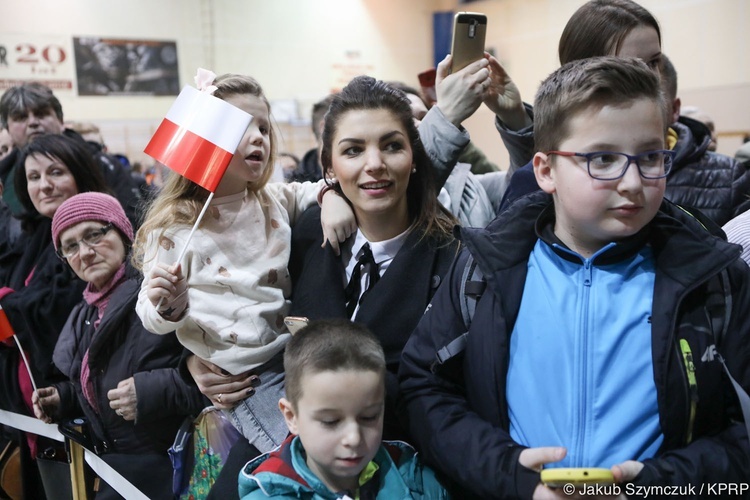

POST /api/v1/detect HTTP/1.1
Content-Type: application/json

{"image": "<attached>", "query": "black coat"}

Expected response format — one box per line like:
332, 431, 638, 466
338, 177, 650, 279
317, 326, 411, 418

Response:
289, 205, 459, 440
399, 191, 750, 499
52, 275, 205, 455
0, 218, 85, 413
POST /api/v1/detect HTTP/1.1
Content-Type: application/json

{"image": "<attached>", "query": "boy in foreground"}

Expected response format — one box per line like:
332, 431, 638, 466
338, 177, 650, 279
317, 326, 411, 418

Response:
239, 319, 449, 499
399, 57, 750, 499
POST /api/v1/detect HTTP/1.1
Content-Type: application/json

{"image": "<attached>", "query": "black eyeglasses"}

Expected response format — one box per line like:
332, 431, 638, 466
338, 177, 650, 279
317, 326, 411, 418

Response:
56, 224, 114, 259
545, 150, 674, 181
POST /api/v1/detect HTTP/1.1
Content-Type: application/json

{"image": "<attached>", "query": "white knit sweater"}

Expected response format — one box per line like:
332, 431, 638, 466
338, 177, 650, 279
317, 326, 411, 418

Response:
136, 181, 322, 374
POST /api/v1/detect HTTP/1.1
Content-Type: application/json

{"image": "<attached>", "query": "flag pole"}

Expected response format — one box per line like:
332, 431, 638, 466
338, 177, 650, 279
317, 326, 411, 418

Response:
13, 335, 38, 394
156, 191, 215, 311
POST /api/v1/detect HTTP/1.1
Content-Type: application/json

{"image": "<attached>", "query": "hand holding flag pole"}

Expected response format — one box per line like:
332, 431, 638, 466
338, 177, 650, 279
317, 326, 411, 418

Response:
144, 68, 253, 311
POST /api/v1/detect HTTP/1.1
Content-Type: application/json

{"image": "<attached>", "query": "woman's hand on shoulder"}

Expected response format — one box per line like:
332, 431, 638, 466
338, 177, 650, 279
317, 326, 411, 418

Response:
186, 355, 259, 410
320, 189, 357, 256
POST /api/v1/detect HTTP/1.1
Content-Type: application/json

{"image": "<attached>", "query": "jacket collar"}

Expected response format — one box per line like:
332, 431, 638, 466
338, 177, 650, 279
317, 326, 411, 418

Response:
671, 116, 712, 169
459, 191, 740, 287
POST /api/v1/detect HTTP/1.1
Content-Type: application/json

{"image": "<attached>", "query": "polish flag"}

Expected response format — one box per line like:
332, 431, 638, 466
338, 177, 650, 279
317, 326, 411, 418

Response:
0, 307, 14, 342
144, 85, 252, 192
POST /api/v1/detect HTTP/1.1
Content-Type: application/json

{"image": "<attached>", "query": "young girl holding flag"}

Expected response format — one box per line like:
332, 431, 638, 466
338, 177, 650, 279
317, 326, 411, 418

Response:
133, 71, 355, 453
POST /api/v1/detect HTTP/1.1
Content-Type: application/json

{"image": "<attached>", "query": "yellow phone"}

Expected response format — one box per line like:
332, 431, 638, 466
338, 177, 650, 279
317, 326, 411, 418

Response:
540, 468, 614, 488
450, 12, 487, 73
283, 316, 309, 335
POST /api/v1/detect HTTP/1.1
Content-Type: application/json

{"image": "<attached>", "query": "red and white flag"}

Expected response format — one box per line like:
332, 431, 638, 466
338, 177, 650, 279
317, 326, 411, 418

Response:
0, 306, 14, 342
144, 85, 252, 192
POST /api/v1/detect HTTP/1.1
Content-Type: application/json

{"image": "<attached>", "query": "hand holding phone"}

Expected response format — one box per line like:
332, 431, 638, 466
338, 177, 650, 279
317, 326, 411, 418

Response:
450, 12, 487, 74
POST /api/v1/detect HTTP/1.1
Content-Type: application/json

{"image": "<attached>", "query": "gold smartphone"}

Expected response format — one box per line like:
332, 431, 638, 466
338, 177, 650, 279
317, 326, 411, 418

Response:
283, 316, 309, 335
450, 12, 487, 73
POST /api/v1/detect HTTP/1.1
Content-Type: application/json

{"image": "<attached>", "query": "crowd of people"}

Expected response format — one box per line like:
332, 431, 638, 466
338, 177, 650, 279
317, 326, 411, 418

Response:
0, 0, 748, 499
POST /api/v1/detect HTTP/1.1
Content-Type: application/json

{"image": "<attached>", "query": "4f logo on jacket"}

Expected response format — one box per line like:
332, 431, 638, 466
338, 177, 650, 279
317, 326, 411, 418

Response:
701, 344, 717, 362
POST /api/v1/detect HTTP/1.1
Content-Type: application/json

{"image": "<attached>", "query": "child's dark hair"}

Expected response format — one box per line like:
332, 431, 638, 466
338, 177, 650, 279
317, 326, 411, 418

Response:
534, 56, 667, 153
284, 319, 385, 408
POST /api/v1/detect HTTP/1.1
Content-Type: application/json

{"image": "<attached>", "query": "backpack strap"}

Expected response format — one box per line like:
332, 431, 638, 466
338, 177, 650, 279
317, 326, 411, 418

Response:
434, 255, 486, 366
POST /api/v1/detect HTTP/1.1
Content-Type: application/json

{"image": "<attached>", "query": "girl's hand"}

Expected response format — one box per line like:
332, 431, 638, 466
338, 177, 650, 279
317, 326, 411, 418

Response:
320, 190, 357, 256
483, 53, 532, 131
32, 387, 60, 424
146, 262, 188, 320
186, 355, 260, 410
107, 377, 138, 421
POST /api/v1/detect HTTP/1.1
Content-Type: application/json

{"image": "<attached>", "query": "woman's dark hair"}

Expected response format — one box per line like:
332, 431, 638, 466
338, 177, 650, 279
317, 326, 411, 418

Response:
16, 134, 109, 228
558, 0, 661, 65
320, 75, 454, 239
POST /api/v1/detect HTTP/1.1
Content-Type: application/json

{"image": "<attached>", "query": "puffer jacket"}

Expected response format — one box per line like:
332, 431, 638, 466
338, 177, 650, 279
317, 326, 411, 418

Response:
665, 116, 750, 225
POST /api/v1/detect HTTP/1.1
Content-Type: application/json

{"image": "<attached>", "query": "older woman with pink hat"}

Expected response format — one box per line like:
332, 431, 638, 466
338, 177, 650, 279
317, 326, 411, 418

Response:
32, 192, 205, 499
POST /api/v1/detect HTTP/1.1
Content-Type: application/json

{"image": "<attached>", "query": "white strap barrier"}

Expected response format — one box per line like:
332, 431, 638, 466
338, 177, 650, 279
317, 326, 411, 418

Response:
82, 449, 149, 500
0, 409, 149, 500
0, 409, 64, 442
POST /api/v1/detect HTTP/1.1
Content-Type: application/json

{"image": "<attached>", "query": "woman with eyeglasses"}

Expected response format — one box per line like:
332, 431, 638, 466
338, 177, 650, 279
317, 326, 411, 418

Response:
31, 192, 204, 499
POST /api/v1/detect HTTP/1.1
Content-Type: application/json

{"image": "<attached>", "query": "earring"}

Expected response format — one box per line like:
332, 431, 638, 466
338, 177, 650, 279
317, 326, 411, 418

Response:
411, 167, 417, 174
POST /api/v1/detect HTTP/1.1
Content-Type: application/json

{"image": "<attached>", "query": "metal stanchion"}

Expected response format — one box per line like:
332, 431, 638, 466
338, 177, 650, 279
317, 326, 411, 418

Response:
67, 418, 89, 500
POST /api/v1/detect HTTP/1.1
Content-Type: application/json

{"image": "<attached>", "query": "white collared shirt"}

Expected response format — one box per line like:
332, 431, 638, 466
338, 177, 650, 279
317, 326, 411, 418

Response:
343, 228, 410, 318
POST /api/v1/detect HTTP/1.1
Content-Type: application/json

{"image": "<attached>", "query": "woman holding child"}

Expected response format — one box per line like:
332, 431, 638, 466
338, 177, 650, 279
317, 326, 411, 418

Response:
288, 75, 460, 441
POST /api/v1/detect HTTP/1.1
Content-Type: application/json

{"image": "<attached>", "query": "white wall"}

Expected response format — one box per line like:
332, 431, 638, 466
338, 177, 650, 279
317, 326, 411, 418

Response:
2, 0, 748, 165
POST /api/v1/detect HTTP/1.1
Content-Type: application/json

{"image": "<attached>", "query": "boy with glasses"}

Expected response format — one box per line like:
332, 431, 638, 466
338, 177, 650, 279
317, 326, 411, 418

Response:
400, 57, 750, 498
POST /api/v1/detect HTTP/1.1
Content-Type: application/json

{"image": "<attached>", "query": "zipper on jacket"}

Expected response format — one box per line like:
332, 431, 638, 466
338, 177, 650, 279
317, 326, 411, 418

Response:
573, 258, 594, 466
678, 339, 698, 444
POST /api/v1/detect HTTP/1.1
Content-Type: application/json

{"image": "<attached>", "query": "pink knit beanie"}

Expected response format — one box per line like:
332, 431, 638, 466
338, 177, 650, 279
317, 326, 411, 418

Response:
51, 192, 134, 250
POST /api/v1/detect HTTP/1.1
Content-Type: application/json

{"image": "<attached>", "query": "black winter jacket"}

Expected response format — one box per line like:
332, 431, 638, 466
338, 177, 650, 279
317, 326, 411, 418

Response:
399, 191, 750, 499
52, 275, 205, 455
0, 218, 85, 413
666, 116, 750, 225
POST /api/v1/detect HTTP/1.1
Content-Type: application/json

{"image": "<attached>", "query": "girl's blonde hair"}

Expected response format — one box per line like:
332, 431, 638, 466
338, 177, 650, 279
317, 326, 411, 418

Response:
132, 73, 276, 270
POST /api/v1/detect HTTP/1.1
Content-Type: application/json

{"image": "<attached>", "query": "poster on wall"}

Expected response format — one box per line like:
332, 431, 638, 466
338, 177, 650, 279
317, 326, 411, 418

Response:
0, 34, 75, 91
73, 37, 179, 96
330, 50, 375, 93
